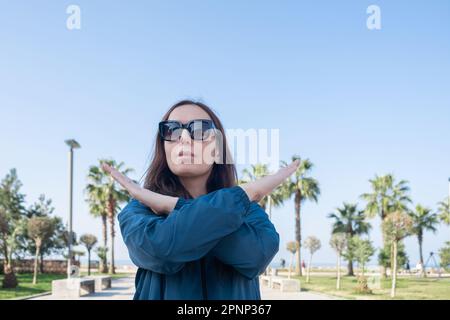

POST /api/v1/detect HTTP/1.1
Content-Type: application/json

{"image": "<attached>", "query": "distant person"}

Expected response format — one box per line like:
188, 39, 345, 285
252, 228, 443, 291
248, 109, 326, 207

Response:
302, 260, 306, 274
103, 100, 300, 300
405, 262, 410, 274
280, 258, 286, 269
416, 261, 423, 276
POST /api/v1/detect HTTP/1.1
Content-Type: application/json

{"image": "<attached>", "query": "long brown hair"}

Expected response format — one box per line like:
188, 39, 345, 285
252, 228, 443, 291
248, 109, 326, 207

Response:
143, 100, 237, 199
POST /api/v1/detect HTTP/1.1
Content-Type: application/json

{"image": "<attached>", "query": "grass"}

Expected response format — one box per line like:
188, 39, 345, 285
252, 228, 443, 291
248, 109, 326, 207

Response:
0, 273, 66, 300
0, 272, 130, 300
292, 274, 450, 300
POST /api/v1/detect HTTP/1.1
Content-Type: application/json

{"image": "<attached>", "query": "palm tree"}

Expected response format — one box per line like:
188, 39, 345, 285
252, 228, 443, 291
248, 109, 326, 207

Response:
282, 156, 320, 276
95, 246, 108, 273
360, 174, 411, 276
86, 170, 109, 273
85, 159, 132, 274
330, 233, 347, 290
409, 205, 439, 277
265, 186, 288, 220
80, 234, 98, 276
286, 241, 299, 279
27, 216, 55, 284
62, 230, 78, 267
240, 164, 287, 219
303, 236, 321, 283
328, 203, 371, 276
437, 197, 450, 226
383, 211, 413, 298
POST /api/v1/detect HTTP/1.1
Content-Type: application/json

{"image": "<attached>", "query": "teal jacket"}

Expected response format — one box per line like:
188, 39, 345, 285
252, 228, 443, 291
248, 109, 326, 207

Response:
118, 186, 279, 300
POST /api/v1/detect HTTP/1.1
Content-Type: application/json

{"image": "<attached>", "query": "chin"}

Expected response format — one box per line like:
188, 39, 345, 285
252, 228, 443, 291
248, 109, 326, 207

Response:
170, 164, 212, 178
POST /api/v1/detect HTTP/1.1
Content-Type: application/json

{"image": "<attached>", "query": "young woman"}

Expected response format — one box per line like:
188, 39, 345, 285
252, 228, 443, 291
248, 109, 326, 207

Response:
102, 100, 300, 300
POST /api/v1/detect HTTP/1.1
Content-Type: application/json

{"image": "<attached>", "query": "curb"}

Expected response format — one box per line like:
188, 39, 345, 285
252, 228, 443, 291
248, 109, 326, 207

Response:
12, 291, 52, 300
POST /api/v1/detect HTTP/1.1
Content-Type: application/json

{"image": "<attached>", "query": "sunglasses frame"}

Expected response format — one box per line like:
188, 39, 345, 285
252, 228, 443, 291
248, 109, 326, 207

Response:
159, 119, 216, 142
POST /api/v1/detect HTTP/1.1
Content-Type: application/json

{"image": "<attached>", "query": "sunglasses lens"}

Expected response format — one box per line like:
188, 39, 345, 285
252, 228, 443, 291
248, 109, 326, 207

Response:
160, 122, 181, 141
160, 120, 215, 141
191, 120, 214, 140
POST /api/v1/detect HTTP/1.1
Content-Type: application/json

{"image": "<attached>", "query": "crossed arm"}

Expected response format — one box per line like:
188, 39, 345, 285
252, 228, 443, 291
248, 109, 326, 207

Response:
106, 161, 299, 279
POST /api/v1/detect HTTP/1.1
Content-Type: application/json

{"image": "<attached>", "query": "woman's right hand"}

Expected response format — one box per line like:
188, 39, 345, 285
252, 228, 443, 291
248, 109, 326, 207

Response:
101, 163, 178, 215
101, 163, 142, 198
239, 160, 300, 203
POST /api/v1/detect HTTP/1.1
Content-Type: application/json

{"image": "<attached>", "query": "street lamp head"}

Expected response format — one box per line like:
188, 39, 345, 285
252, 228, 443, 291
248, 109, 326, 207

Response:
65, 139, 81, 149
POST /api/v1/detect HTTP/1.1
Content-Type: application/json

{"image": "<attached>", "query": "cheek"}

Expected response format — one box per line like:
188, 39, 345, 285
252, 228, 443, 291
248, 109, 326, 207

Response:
194, 138, 216, 162
164, 142, 176, 166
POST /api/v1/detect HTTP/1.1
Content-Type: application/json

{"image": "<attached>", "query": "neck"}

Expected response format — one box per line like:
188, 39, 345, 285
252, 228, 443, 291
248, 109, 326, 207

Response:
179, 171, 211, 198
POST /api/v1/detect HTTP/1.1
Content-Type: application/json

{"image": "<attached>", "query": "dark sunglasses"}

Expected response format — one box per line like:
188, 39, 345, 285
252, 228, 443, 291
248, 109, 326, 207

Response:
159, 119, 216, 142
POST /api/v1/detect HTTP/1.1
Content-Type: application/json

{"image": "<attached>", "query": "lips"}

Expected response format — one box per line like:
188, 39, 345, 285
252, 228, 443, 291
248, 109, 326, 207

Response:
178, 150, 194, 157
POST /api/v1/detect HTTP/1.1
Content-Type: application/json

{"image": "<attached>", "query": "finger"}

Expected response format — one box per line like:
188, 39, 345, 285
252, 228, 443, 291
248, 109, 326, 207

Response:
101, 163, 112, 173
112, 171, 131, 188
277, 159, 299, 178
103, 164, 131, 188
288, 159, 300, 169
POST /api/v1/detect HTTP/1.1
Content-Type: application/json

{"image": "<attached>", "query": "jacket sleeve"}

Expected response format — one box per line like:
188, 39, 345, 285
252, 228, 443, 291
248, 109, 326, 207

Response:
117, 186, 251, 275
209, 202, 280, 280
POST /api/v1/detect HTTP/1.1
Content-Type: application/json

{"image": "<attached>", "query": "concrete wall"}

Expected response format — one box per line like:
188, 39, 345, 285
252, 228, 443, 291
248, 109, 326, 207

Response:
0, 259, 81, 274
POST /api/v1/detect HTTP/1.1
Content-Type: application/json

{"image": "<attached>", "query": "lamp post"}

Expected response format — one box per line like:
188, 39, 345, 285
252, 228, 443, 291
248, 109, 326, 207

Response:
65, 139, 81, 279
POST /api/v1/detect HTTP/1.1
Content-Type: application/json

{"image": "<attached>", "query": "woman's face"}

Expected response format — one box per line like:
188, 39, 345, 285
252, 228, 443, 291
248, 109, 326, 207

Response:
164, 104, 217, 178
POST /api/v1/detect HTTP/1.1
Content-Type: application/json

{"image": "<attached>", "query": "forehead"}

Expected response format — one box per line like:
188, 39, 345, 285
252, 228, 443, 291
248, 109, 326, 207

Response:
167, 104, 212, 124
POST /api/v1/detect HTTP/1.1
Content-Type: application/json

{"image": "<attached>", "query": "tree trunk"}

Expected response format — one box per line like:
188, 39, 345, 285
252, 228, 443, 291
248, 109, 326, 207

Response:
306, 254, 312, 283
418, 234, 425, 278
32, 245, 40, 285
337, 254, 341, 290
288, 253, 294, 279
388, 242, 395, 278
100, 214, 108, 273
380, 210, 387, 278
108, 198, 116, 275
347, 257, 354, 276
294, 191, 302, 276
2, 238, 17, 288
391, 241, 398, 298
39, 251, 44, 273
87, 249, 91, 276
2, 264, 18, 288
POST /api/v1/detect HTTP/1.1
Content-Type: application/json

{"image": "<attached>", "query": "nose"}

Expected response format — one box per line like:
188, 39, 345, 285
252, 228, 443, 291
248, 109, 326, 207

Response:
179, 128, 192, 144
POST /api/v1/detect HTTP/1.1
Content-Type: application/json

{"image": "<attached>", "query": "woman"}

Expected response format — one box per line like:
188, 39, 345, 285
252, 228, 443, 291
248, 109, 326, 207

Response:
103, 100, 300, 300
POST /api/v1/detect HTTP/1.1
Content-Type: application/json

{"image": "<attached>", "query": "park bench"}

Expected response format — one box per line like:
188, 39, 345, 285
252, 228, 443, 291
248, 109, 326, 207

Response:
51, 278, 96, 298
85, 275, 112, 291
260, 275, 301, 292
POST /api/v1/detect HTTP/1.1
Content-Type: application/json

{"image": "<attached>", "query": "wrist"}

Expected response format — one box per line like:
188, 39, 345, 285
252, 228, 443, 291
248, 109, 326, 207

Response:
240, 184, 261, 202
129, 185, 143, 200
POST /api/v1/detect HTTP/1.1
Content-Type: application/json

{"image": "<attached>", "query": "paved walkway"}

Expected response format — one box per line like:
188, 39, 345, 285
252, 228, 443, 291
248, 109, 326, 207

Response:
261, 286, 340, 300
30, 276, 339, 300
29, 277, 135, 300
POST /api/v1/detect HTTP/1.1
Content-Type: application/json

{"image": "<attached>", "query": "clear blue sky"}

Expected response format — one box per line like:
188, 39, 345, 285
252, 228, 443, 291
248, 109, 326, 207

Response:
1, 0, 449, 266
